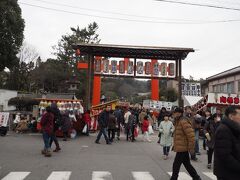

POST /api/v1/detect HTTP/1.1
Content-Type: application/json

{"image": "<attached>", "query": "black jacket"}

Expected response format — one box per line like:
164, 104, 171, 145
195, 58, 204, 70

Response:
98, 110, 109, 128
214, 118, 240, 179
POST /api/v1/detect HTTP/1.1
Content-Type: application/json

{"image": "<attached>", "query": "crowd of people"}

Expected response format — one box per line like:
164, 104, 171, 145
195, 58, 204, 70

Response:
94, 105, 240, 180
31, 101, 240, 179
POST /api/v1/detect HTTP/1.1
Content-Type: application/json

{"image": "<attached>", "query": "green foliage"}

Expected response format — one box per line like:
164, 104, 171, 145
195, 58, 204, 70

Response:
0, 0, 25, 71
54, 22, 100, 67
5, 61, 34, 91
30, 59, 71, 93
53, 22, 100, 97
160, 88, 178, 102
101, 78, 150, 102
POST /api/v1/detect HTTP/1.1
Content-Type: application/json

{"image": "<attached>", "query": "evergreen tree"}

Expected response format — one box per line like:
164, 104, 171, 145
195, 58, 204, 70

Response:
0, 0, 25, 71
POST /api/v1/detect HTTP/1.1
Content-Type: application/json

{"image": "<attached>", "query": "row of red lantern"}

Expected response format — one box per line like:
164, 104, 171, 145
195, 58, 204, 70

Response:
94, 59, 175, 76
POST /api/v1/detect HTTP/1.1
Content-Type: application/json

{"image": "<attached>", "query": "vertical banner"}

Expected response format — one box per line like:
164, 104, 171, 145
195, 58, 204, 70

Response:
0, 112, 10, 127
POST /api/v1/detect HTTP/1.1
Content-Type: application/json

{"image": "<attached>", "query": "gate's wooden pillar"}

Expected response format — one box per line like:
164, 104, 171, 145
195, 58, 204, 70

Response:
92, 56, 101, 106
151, 59, 159, 101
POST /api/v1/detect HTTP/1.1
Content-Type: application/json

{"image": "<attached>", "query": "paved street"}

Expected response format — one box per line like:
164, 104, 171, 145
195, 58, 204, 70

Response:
0, 132, 216, 180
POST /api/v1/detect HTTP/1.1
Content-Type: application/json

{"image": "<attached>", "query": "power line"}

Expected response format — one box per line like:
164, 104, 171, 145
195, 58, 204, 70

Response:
20, 0, 208, 22
19, 2, 240, 24
156, 0, 240, 11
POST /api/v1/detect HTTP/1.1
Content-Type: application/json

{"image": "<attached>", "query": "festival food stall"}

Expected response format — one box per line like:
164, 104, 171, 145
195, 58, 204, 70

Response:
37, 98, 84, 137
192, 93, 240, 113
90, 100, 119, 131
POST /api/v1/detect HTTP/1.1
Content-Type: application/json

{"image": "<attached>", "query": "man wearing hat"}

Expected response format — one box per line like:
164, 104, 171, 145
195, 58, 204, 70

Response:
170, 107, 201, 180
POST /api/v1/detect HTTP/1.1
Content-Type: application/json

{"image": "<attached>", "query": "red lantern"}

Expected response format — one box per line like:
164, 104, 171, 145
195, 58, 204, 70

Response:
76, 49, 81, 56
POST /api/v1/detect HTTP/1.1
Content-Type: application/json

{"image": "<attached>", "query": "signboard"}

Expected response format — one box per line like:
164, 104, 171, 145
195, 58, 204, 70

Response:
143, 100, 173, 111
93, 57, 176, 78
0, 112, 10, 127
207, 93, 240, 105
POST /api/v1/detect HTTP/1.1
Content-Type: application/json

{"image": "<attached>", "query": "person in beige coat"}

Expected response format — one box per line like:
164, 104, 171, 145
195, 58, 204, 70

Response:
170, 107, 201, 180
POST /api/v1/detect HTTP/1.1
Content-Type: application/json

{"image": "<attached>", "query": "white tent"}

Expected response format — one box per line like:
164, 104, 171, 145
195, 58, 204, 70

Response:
183, 96, 203, 107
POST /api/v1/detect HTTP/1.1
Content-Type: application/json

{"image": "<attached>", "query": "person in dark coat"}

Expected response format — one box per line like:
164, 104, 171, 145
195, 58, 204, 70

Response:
107, 110, 116, 142
61, 111, 71, 141
40, 106, 54, 157
214, 105, 240, 180
202, 109, 212, 150
49, 103, 61, 152
95, 105, 111, 144
126, 110, 137, 142
114, 106, 124, 140
204, 113, 220, 169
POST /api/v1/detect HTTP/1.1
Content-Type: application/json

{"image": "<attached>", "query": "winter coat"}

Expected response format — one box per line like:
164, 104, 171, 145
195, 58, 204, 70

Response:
108, 113, 116, 130
83, 113, 91, 126
61, 114, 72, 132
98, 110, 109, 128
142, 119, 149, 133
114, 109, 124, 125
214, 119, 240, 180
127, 114, 137, 129
50, 105, 62, 131
40, 112, 54, 135
173, 117, 195, 152
159, 120, 174, 147
203, 118, 220, 149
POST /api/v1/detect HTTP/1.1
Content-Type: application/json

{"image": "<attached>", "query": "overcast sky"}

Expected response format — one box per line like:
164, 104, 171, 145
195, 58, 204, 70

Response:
18, 0, 240, 79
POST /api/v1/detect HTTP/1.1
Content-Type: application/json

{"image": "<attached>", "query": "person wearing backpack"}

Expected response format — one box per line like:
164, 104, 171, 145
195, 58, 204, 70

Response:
40, 106, 54, 157
49, 103, 61, 152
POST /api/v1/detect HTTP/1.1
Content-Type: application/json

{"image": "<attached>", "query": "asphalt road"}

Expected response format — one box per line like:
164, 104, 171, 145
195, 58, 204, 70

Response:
0, 131, 216, 180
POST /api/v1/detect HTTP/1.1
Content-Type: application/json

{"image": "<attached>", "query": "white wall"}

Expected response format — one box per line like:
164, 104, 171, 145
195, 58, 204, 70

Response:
0, 89, 17, 111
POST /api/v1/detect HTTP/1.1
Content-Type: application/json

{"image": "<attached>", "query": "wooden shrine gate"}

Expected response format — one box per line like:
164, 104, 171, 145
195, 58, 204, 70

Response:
73, 44, 194, 109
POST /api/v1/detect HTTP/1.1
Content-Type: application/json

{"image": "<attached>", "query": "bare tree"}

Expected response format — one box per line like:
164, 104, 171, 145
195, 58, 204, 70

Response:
17, 42, 39, 65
